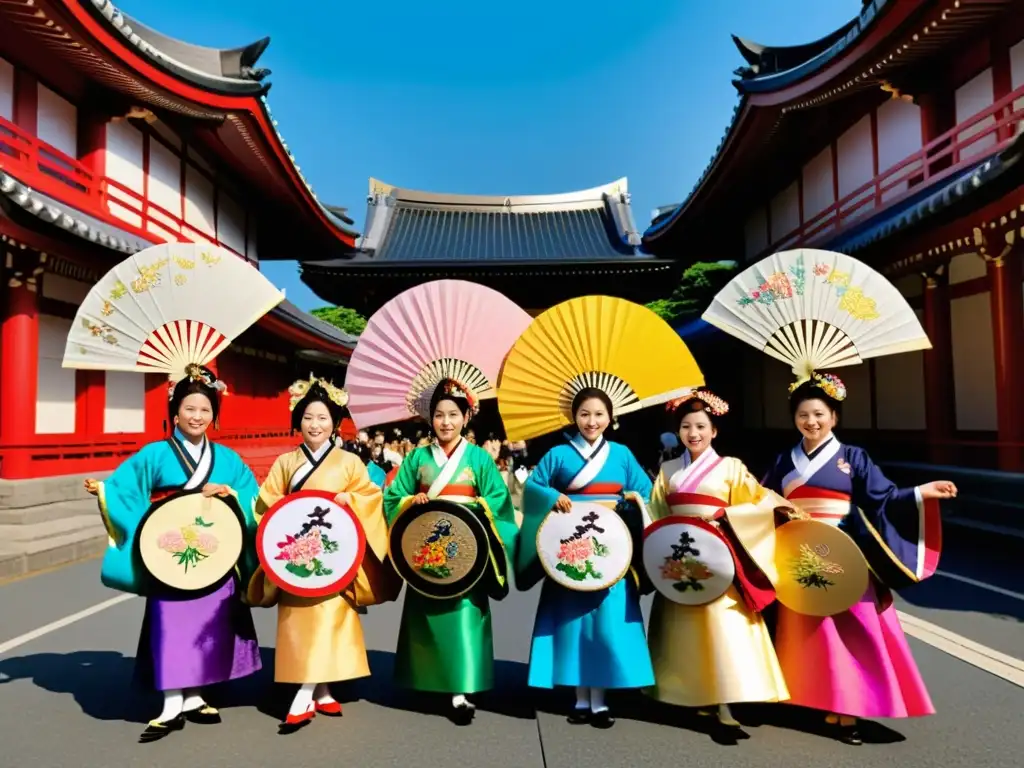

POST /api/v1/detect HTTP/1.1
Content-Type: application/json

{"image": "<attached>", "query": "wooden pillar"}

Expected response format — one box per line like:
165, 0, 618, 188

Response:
986, 242, 1024, 471
0, 250, 40, 478
921, 265, 955, 465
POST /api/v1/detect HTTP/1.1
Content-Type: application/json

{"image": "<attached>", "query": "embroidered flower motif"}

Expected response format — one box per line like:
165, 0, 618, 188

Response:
158, 516, 219, 572
275, 505, 339, 578
412, 518, 458, 579
790, 542, 845, 590
661, 531, 714, 592
837, 458, 852, 475
554, 511, 609, 582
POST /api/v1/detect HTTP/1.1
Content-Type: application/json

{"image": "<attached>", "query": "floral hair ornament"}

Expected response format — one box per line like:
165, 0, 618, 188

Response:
666, 388, 730, 417
167, 363, 228, 399
441, 378, 480, 415
788, 371, 847, 402
287, 373, 349, 411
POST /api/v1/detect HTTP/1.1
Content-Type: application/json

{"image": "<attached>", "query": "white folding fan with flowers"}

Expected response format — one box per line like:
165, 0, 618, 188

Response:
701, 248, 931, 382
62, 243, 285, 382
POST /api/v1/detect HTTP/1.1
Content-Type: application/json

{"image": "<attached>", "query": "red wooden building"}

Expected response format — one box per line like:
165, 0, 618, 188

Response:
0, 0, 360, 484
643, 0, 1024, 483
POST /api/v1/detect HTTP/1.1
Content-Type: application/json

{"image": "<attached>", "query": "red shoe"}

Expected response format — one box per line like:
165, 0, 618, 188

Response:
315, 701, 343, 716
284, 708, 316, 726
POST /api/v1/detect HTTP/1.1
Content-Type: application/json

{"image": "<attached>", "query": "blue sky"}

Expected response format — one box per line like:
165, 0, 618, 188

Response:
119, 0, 861, 311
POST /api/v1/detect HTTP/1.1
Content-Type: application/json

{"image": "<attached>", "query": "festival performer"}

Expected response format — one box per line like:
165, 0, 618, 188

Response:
85, 366, 262, 742
248, 376, 399, 730
516, 388, 654, 727
645, 390, 790, 730
383, 379, 519, 723
760, 373, 955, 744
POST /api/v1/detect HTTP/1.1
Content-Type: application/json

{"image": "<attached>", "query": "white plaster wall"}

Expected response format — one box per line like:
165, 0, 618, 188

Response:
41, 273, 90, 305
743, 207, 768, 261
147, 137, 182, 242
184, 164, 215, 239
104, 371, 145, 433
875, 99, 923, 202
836, 114, 874, 219
801, 146, 835, 227
36, 314, 76, 434
217, 192, 246, 255
1010, 38, 1024, 135
36, 84, 77, 159
949, 252, 986, 284
874, 309, 926, 429
950, 292, 997, 431
105, 120, 145, 227
769, 181, 800, 248
955, 68, 996, 160
0, 57, 13, 121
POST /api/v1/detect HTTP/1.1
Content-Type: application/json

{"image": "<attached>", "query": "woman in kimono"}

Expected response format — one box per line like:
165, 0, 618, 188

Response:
248, 377, 399, 730
84, 365, 261, 742
646, 390, 790, 730
516, 387, 654, 728
383, 378, 518, 724
762, 372, 957, 745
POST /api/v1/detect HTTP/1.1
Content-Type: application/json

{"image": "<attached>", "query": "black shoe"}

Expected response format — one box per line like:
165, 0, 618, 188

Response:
838, 725, 862, 745
449, 704, 475, 726
139, 713, 185, 743
184, 706, 222, 725
566, 708, 590, 725
590, 710, 615, 729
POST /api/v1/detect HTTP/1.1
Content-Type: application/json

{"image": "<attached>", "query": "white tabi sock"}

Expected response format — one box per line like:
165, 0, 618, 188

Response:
574, 686, 590, 710
156, 689, 184, 722
451, 694, 475, 710
289, 684, 315, 717
718, 703, 739, 726
182, 688, 206, 712
313, 683, 336, 705
590, 687, 608, 713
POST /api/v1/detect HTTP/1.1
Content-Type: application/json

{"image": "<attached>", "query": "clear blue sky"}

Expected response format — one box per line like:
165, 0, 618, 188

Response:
119, 0, 861, 311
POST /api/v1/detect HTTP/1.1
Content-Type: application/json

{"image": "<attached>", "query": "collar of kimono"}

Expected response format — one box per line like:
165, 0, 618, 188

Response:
302, 438, 333, 463
783, 437, 843, 498
173, 426, 207, 464
431, 437, 464, 464
568, 431, 605, 460
427, 438, 472, 501
667, 446, 722, 494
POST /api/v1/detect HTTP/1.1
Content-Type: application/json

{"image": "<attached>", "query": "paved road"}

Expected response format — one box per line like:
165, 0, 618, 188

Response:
0, 526, 1021, 768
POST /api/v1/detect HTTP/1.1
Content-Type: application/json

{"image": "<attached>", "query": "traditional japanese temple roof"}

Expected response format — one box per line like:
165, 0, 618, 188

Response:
301, 178, 679, 315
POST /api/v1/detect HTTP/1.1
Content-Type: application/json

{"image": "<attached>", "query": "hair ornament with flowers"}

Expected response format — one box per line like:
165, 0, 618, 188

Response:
789, 371, 847, 402
666, 388, 730, 417
441, 378, 480, 414
287, 373, 349, 412
167, 363, 228, 399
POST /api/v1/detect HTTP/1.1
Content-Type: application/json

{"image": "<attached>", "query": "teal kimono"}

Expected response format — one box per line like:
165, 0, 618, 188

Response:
383, 439, 518, 693
96, 430, 262, 690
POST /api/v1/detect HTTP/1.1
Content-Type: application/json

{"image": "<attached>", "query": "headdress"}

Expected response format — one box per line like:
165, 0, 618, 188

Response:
287, 374, 349, 412
167, 362, 228, 400
788, 371, 847, 402
425, 378, 480, 420
666, 388, 730, 416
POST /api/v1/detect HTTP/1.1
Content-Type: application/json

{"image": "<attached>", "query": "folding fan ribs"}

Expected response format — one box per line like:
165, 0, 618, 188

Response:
344, 280, 534, 429
701, 248, 932, 378
61, 243, 285, 377
496, 295, 705, 442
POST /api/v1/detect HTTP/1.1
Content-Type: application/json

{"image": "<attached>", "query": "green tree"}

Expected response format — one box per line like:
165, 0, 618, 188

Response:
311, 305, 368, 336
646, 261, 738, 324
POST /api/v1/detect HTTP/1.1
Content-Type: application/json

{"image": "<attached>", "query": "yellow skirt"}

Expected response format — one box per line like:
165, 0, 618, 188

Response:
274, 593, 370, 684
645, 585, 789, 707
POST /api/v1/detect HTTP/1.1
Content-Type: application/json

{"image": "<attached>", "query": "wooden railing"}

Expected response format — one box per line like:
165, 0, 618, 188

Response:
761, 82, 1024, 256
0, 114, 246, 260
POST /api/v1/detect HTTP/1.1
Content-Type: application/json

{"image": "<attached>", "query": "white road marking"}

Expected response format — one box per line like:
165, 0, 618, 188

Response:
899, 610, 1024, 688
935, 570, 1024, 602
0, 594, 135, 657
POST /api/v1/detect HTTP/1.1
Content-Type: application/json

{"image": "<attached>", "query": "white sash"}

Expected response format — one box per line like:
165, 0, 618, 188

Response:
782, 437, 842, 498
566, 433, 610, 492
427, 439, 470, 498
290, 440, 334, 492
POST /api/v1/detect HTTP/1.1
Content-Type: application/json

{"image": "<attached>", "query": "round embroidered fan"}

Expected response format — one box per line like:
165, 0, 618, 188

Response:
62, 243, 285, 379
701, 248, 931, 380
344, 280, 533, 428
496, 295, 704, 441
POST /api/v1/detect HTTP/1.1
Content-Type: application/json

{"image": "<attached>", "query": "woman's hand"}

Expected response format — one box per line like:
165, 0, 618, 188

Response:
775, 504, 808, 521
409, 493, 430, 506
83, 478, 100, 497
201, 483, 232, 498
334, 492, 351, 507
553, 494, 573, 513
920, 480, 957, 500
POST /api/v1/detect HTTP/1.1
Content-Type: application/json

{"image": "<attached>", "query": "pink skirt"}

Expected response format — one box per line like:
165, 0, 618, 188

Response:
775, 579, 935, 718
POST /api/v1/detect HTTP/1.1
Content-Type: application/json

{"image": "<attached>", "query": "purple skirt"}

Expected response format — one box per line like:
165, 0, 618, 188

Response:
135, 575, 262, 691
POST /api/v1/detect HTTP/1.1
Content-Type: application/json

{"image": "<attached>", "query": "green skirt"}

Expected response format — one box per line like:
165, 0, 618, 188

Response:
394, 583, 494, 693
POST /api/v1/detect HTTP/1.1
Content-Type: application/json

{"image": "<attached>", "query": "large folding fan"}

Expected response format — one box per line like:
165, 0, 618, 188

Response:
496, 295, 704, 442
62, 243, 285, 377
344, 280, 534, 429
702, 248, 931, 379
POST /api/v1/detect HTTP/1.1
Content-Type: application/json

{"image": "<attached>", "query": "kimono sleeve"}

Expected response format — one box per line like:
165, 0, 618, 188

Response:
95, 444, 158, 594
221, 448, 262, 595
383, 449, 421, 525
473, 450, 519, 600
759, 452, 787, 495
343, 455, 402, 607
845, 447, 941, 589
648, 470, 671, 523
515, 449, 563, 591
721, 459, 786, 587
621, 447, 654, 527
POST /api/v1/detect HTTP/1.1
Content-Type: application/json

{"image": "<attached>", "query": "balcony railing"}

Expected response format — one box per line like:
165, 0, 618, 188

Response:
760, 81, 1024, 257
0, 114, 246, 259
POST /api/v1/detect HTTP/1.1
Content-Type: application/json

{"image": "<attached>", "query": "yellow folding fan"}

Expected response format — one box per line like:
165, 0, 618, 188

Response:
702, 248, 931, 380
496, 295, 704, 441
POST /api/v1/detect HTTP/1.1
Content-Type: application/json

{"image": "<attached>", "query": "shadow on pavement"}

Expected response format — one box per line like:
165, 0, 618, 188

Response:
894, 579, 1024, 623
742, 702, 907, 745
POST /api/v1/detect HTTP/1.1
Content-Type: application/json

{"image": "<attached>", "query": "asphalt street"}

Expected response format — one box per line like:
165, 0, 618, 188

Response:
0, 526, 1021, 768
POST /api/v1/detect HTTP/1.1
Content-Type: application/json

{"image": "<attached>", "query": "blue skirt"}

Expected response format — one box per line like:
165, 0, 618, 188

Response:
527, 575, 654, 689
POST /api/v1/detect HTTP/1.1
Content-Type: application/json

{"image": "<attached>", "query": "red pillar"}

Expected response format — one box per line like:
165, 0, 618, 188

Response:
921, 268, 955, 465
988, 247, 1024, 471
0, 265, 39, 478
